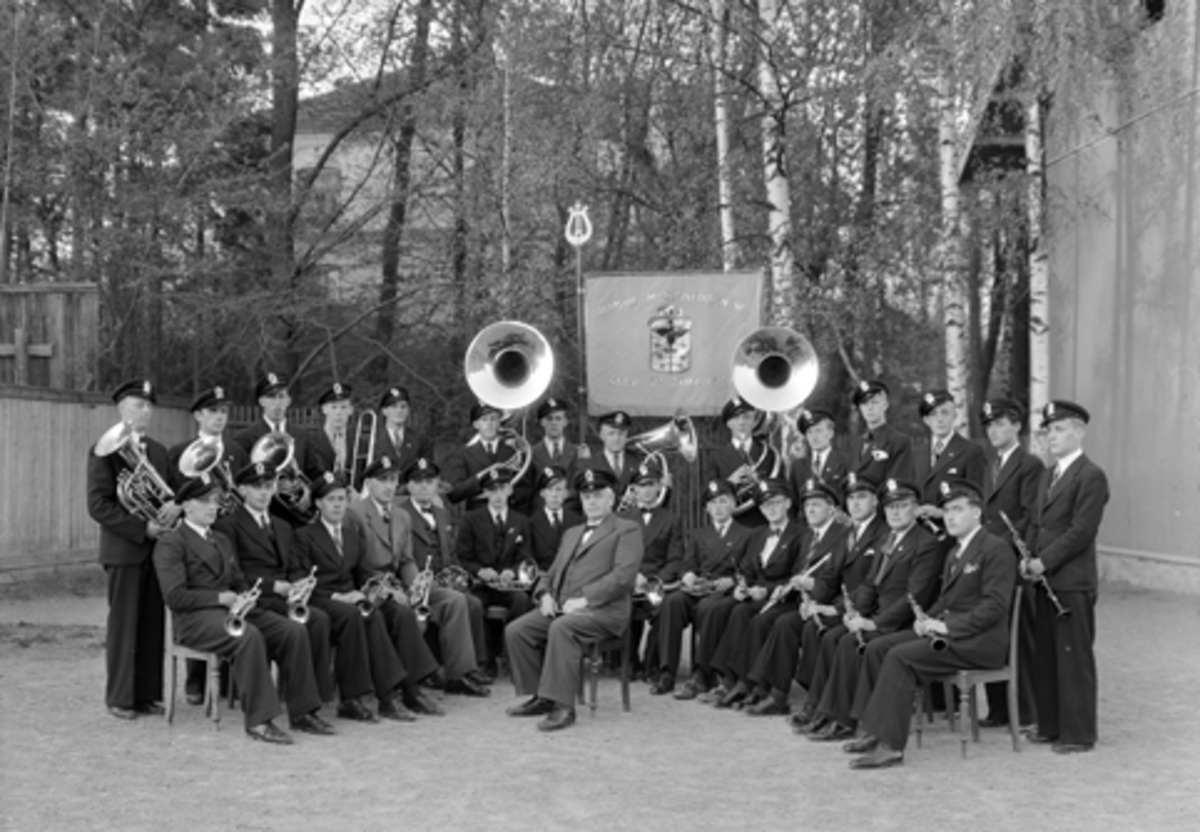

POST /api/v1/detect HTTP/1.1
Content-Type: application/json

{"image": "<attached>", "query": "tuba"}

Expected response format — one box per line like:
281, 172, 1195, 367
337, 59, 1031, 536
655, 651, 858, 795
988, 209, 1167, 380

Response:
250, 431, 316, 525
464, 321, 554, 486
225, 578, 263, 637
95, 421, 176, 524
730, 326, 820, 512
178, 435, 238, 514
616, 411, 699, 512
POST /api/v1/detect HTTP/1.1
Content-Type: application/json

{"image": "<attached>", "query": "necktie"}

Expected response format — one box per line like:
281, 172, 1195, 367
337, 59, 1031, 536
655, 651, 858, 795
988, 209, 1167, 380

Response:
551, 440, 561, 460
715, 523, 726, 539
990, 455, 1002, 486
333, 429, 346, 470
391, 428, 402, 449
813, 451, 825, 478
643, 511, 652, 526
1049, 465, 1061, 491
551, 511, 561, 529
332, 525, 343, 554
875, 530, 900, 580
738, 440, 751, 463
931, 439, 944, 468
259, 514, 274, 540
582, 523, 599, 544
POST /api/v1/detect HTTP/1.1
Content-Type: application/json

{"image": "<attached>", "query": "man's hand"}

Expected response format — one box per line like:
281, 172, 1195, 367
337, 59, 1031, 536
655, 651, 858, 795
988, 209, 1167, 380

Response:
849, 616, 876, 633
727, 465, 754, 485
714, 577, 735, 593
789, 574, 814, 592
813, 603, 836, 617
539, 593, 559, 617
681, 571, 697, 590
562, 597, 589, 614
1025, 557, 1046, 579
273, 580, 293, 596
333, 590, 366, 605
576, 445, 592, 460
217, 591, 237, 608
499, 569, 515, 583
634, 573, 648, 593
146, 520, 171, 539
478, 567, 500, 583
157, 503, 183, 527
748, 586, 768, 602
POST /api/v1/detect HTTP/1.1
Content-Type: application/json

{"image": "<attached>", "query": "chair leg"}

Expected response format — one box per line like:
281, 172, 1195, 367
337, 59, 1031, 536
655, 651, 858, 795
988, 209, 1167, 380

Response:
588, 648, 600, 717
913, 688, 925, 749
210, 658, 223, 728
1007, 678, 1021, 752
166, 655, 177, 725
943, 681, 956, 732
969, 685, 981, 743
620, 633, 632, 713
958, 679, 971, 759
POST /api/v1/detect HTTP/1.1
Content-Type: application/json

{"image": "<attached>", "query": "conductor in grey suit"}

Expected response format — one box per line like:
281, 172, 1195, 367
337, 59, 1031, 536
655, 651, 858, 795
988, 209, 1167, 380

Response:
505, 467, 644, 731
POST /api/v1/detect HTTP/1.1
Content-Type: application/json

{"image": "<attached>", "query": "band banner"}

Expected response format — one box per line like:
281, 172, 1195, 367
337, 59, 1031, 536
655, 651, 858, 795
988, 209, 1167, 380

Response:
584, 271, 764, 417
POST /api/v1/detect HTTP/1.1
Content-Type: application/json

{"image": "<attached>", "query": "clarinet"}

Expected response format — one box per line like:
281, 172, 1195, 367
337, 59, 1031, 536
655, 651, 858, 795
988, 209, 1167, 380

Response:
1000, 510, 1070, 619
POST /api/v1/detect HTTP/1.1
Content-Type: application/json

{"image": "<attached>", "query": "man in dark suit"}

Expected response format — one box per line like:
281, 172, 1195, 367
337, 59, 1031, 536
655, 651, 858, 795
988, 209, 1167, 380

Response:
661, 480, 752, 700
721, 477, 848, 711
707, 479, 804, 707
166, 385, 249, 493
588, 410, 642, 501
1023, 400, 1109, 754
456, 469, 534, 668
294, 472, 441, 721
529, 397, 589, 494
702, 396, 771, 529
214, 462, 337, 706
801, 478, 943, 741
353, 456, 487, 695
849, 380, 914, 485
912, 389, 987, 534
303, 383, 355, 483
374, 386, 433, 479
848, 479, 1017, 768
445, 401, 535, 515
401, 457, 490, 675
231, 372, 312, 528
505, 468, 644, 731
979, 398, 1043, 728
788, 405, 851, 512
748, 473, 887, 719
154, 477, 334, 744
527, 466, 583, 572
87, 379, 179, 720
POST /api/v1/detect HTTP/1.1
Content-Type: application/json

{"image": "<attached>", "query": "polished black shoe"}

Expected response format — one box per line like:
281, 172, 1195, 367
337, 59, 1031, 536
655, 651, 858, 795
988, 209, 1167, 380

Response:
979, 716, 1008, 729
809, 721, 855, 742
445, 677, 491, 698
185, 692, 204, 706
746, 696, 789, 716
507, 696, 556, 717
714, 688, 747, 710
843, 734, 879, 754
379, 696, 419, 722
788, 705, 815, 727
673, 679, 706, 701
108, 706, 138, 720
467, 668, 495, 687
422, 670, 446, 690
649, 673, 676, 696
336, 698, 379, 723
290, 712, 336, 736
698, 684, 727, 704
1052, 742, 1094, 754
1026, 733, 1058, 745
246, 720, 294, 745
849, 745, 903, 769
134, 702, 165, 716
406, 690, 446, 716
737, 691, 764, 711
537, 705, 577, 732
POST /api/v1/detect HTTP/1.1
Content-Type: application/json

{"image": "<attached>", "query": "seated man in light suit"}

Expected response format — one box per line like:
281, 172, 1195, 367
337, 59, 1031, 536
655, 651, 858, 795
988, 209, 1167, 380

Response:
504, 468, 644, 731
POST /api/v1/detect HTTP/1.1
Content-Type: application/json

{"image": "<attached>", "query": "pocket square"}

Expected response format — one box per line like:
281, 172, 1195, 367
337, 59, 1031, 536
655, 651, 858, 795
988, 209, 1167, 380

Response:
963, 563, 979, 574
871, 450, 890, 461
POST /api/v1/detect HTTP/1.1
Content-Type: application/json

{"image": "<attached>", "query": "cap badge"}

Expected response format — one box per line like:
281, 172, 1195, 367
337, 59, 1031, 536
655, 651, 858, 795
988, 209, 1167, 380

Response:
939, 481, 951, 496
322, 472, 335, 484
847, 473, 858, 486
886, 478, 898, 492
390, 387, 400, 397
214, 386, 224, 399
805, 478, 816, 490
584, 469, 596, 484
142, 381, 152, 395
333, 383, 343, 395
1046, 402, 1056, 417
267, 372, 279, 385
983, 402, 993, 417
380, 456, 392, 469
924, 393, 935, 405
255, 463, 266, 476
859, 381, 870, 392
416, 458, 429, 470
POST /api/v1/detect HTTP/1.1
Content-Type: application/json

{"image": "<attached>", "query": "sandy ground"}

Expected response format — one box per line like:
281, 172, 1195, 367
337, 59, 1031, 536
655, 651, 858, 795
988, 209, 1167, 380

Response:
1, 574, 1198, 832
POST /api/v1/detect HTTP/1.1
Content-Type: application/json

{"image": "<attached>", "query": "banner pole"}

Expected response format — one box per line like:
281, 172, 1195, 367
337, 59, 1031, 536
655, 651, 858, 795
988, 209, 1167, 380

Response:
565, 203, 593, 445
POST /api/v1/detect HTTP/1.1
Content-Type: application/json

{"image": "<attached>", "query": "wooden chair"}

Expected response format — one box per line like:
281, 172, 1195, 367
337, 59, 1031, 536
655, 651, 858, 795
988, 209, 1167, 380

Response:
578, 621, 633, 716
162, 609, 223, 728
914, 586, 1024, 757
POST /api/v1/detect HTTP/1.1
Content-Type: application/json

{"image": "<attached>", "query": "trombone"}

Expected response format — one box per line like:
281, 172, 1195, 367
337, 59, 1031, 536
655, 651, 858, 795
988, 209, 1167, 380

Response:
349, 410, 378, 488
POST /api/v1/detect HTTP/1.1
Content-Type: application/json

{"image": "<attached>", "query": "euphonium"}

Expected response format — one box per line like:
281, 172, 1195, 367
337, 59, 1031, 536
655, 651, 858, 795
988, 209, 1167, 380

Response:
908, 593, 947, 651
94, 421, 176, 524
178, 435, 239, 514
287, 566, 318, 625
617, 411, 698, 512
225, 578, 263, 637
250, 431, 316, 525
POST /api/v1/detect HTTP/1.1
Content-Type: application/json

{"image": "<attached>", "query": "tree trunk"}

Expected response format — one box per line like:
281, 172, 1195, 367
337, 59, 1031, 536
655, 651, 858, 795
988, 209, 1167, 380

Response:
710, 0, 737, 271
269, 0, 301, 378
758, 0, 796, 327
1026, 96, 1050, 419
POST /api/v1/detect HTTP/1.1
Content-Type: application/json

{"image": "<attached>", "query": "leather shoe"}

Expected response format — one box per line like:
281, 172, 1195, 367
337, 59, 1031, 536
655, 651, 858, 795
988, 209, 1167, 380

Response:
290, 712, 336, 736
849, 745, 903, 769
746, 697, 788, 716
108, 706, 138, 720
537, 705, 577, 732
649, 673, 675, 696
714, 688, 747, 710
795, 715, 828, 736
1052, 742, 1094, 754
1026, 733, 1058, 745
698, 684, 727, 704
979, 716, 1008, 728
185, 692, 204, 706
406, 691, 446, 716
507, 696, 556, 717
246, 720, 294, 745
379, 696, 419, 722
843, 734, 879, 754
446, 677, 491, 698
467, 668, 495, 687
674, 679, 707, 701
788, 705, 815, 727
134, 702, 165, 716
422, 670, 446, 690
336, 698, 379, 723
809, 721, 855, 742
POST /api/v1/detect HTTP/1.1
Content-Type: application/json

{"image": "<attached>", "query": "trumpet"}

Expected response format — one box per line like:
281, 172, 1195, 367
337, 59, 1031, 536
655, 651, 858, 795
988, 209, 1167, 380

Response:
361, 572, 408, 616
762, 552, 832, 614
225, 578, 263, 637
1000, 510, 1070, 619
616, 411, 699, 513
178, 435, 239, 514
842, 583, 867, 654
409, 565, 435, 623
287, 566, 318, 624
250, 431, 316, 525
907, 593, 948, 651
94, 421, 176, 524
634, 576, 667, 607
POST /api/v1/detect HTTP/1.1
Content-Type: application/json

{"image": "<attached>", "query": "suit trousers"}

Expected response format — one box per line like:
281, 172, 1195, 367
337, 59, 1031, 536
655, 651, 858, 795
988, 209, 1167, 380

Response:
378, 600, 440, 688
692, 595, 741, 677
655, 591, 698, 677
817, 629, 907, 726
748, 610, 805, 694
800, 623, 848, 711
506, 609, 623, 708
104, 563, 164, 709
174, 609, 321, 728
471, 585, 533, 664
710, 598, 773, 683
426, 586, 480, 680
311, 598, 403, 701
1033, 589, 1097, 745
985, 584, 1038, 726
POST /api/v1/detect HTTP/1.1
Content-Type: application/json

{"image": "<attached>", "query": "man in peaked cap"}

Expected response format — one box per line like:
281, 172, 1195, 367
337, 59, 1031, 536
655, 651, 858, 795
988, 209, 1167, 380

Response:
445, 401, 536, 515
912, 389, 986, 532
848, 478, 1016, 768
527, 465, 584, 572
303, 383, 355, 483
375, 386, 434, 479
505, 467, 644, 732
1022, 400, 1108, 754
88, 378, 177, 720
168, 385, 249, 492
788, 405, 851, 522
233, 371, 298, 457
590, 410, 642, 499
702, 395, 769, 529
850, 379, 914, 485
530, 397, 590, 494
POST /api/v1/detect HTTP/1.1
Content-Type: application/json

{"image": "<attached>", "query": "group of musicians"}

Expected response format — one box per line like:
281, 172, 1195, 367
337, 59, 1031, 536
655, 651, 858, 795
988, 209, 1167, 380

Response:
87, 371, 1108, 762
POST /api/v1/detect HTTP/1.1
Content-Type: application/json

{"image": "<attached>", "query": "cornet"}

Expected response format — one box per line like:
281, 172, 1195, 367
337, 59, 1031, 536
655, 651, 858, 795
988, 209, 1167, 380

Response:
908, 593, 948, 651
634, 576, 667, 608
287, 566, 318, 625
225, 578, 263, 637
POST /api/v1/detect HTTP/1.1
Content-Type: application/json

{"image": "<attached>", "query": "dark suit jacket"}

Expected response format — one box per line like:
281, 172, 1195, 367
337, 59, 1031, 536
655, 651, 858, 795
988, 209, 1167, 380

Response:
618, 506, 684, 582
928, 528, 1017, 664
737, 520, 804, 591
788, 447, 851, 497
456, 507, 534, 576
855, 522, 942, 634
585, 447, 644, 498
850, 423, 914, 484
681, 522, 753, 580
374, 424, 434, 478
232, 419, 309, 464
982, 446, 1044, 542
912, 432, 987, 505
528, 507, 585, 571
1025, 454, 1109, 592
303, 427, 354, 482
537, 514, 644, 632
530, 437, 586, 481
702, 439, 772, 527
444, 440, 535, 513
88, 436, 172, 567
812, 515, 889, 605
154, 524, 249, 612
167, 434, 249, 491
399, 502, 458, 573
214, 505, 301, 611
795, 521, 850, 579
292, 519, 373, 602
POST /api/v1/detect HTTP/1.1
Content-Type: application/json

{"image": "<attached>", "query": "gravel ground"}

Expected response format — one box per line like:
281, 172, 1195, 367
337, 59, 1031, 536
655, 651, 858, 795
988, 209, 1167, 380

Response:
1, 575, 1197, 832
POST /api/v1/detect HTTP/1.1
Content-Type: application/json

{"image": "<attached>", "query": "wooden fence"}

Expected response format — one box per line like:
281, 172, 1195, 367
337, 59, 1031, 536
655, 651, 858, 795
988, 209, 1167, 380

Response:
0, 284, 98, 389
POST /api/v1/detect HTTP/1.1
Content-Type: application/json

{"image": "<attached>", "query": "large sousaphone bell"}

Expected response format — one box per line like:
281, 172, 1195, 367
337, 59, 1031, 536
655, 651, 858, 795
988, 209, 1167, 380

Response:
731, 326, 820, 413
464, 321, 555, 411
